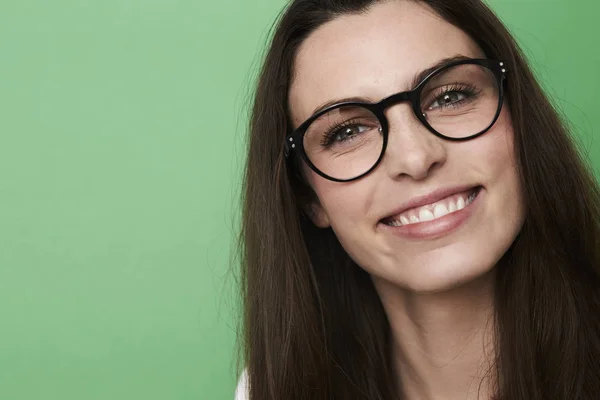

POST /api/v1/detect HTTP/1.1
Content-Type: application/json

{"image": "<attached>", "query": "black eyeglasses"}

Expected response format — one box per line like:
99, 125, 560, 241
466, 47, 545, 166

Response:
284, 58, 508, 182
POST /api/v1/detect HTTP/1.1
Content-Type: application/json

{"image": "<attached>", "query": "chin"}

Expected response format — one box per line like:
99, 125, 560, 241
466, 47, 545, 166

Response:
402, 267, 494, 294
372, 254, 498, 295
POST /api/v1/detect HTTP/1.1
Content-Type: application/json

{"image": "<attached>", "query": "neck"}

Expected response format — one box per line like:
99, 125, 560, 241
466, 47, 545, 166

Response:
372, 269, 497, 400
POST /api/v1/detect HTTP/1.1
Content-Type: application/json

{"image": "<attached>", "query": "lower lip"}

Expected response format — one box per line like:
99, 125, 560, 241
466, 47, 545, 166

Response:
378, 187, 484, 240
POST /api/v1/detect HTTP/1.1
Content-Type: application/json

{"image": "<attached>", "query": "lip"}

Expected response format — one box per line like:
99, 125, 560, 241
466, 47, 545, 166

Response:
380, 184, 481, 221
378, 186, 484, 240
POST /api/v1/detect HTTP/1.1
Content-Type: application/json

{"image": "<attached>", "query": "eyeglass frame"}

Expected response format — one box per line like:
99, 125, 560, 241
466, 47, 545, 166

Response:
284, 58, 508, 182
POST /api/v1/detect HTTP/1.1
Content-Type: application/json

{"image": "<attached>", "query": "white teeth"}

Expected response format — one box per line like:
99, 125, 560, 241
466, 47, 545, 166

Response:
433, 203, 449, 218
418, 209, 435, 222
448, 201, 457, 213
384, 187, 480, 227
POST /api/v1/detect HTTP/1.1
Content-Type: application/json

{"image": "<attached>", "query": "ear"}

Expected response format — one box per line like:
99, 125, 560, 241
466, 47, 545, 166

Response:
303, 200, 330, 228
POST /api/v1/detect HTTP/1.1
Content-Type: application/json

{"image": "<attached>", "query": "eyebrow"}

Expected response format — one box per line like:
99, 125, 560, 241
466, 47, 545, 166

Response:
309, 54, 473, 116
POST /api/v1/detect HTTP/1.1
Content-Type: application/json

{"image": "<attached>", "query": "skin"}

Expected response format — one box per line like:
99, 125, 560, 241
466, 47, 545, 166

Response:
288, 1, 526, 399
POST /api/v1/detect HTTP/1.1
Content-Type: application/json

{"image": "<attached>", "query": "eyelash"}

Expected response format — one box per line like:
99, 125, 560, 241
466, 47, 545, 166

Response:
320, 118, 366, 147
426, 82, 481, 108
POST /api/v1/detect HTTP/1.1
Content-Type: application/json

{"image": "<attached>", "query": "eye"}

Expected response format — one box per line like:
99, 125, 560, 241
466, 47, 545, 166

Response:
322, 123, 371, 147
427, 91, 468, 110
334, 125, 368, 141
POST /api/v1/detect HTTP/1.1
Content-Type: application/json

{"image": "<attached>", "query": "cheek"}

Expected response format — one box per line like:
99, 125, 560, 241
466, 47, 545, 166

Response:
467, 108, 518, 181
303, 162, 381, 245
463, 111, 526, 249
310, 173, 375, 229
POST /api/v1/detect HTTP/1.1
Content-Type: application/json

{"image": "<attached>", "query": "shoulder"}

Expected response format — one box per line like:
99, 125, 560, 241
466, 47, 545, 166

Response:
234, 368, 249, 400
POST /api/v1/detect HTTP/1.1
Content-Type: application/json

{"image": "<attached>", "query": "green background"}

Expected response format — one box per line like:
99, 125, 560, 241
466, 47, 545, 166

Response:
0, 1, 597, 399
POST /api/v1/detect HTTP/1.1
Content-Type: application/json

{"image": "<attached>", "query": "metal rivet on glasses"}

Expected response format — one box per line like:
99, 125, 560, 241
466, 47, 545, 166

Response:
291, 144, 295, 148
502, 69, 506, 73
500, 62, 504, 66
289, 137, 293, 142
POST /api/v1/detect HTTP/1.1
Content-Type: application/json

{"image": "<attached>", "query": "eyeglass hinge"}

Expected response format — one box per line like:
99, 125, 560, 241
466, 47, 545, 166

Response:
284, 137, 295, 158
499, 61, 508, 74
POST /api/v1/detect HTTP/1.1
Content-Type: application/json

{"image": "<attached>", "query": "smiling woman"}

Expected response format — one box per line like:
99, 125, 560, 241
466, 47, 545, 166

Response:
236, 0, 600, 399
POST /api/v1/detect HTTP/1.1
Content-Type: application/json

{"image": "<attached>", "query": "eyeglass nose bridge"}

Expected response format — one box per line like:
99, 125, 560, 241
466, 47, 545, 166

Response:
377, 90, 414, 110
372, 89, 424, 134
375, 89, 424, 122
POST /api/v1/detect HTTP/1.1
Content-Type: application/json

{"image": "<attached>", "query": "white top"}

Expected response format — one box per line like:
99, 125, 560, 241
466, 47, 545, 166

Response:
234, 369, 249, 400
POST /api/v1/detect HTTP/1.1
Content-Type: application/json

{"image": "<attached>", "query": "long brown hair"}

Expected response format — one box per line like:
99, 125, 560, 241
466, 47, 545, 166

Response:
237, 0, 600, 398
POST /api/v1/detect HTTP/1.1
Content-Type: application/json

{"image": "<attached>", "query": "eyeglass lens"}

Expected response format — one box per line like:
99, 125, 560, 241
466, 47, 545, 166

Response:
301, 63, 500, 181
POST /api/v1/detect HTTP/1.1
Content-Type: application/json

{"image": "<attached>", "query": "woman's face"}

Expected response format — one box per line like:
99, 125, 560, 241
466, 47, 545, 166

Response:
288, 0, 526, 293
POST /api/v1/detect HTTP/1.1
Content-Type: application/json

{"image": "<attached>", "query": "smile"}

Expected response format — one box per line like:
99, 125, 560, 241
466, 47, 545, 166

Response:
378, 186, 483, 240
382, 187, 482, 227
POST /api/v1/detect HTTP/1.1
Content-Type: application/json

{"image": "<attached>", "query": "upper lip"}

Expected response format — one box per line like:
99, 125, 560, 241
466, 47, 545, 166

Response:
380, 184, 480, 221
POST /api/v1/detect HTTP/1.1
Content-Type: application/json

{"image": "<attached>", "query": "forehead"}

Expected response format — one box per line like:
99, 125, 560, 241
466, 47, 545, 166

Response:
288, 1, 484, 126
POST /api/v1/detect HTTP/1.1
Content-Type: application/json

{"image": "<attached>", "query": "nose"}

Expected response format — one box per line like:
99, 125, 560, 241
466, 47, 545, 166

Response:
381, 103, 447, 181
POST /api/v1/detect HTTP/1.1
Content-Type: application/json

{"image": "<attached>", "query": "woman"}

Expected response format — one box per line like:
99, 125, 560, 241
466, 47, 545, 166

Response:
236, 0, 600, 398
